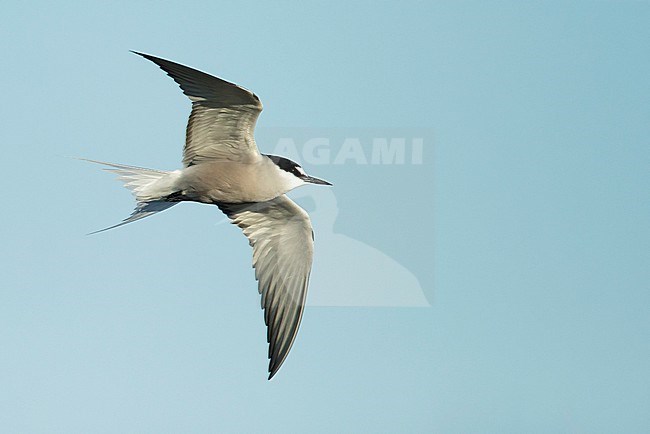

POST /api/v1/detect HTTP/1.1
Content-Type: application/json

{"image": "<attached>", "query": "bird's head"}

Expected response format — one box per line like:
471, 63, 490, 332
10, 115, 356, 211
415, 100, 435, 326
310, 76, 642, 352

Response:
266, 154, 332, 189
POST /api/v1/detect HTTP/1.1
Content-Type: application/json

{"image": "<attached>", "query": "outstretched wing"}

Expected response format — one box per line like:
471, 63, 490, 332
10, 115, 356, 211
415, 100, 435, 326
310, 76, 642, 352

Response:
133, 51, 263, 166
218, 195, 314, 379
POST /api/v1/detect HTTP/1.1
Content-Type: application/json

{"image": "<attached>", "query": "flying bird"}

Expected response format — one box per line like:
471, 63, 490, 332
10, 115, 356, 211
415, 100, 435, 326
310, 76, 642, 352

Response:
85, 52, 332, 379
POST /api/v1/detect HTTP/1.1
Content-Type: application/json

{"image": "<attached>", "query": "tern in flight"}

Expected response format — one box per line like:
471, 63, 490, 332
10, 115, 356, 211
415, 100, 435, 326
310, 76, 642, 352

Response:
85, 52, 332, 379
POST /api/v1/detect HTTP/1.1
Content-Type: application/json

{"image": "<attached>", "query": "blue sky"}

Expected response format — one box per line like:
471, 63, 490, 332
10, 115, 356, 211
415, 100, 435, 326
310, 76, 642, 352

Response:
1, 1, 649, 432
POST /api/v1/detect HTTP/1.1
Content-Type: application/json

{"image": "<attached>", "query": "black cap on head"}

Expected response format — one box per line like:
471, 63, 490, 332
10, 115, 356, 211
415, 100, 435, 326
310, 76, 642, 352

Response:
265, 154, 305, 177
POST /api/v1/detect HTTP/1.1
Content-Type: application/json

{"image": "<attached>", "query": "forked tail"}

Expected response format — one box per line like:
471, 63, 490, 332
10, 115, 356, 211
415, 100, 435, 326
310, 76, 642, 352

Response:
81, 159, 181, 234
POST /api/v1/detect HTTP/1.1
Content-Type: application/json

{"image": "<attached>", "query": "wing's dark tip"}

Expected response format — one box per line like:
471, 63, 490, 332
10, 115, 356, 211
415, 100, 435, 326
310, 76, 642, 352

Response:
129, 50, 262, 110
131, 50, 163, 63
268, 365, 279, 380
130, 50, 147, 59
130, 50, 148, 58
131, 51, 168, 67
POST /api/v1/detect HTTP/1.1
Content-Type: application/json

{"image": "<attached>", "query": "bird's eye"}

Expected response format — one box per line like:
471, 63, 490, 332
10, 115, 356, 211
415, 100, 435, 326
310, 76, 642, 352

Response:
294, 167, 306, 177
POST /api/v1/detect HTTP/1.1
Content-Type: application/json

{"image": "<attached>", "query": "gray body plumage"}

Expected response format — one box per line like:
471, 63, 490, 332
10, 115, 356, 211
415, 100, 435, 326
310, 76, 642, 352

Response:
176, 157, 303, 204
86, 52, 331, 379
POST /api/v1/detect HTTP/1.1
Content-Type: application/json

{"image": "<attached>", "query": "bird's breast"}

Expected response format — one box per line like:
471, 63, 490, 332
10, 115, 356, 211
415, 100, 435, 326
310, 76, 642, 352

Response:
175, 160, 288, 204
